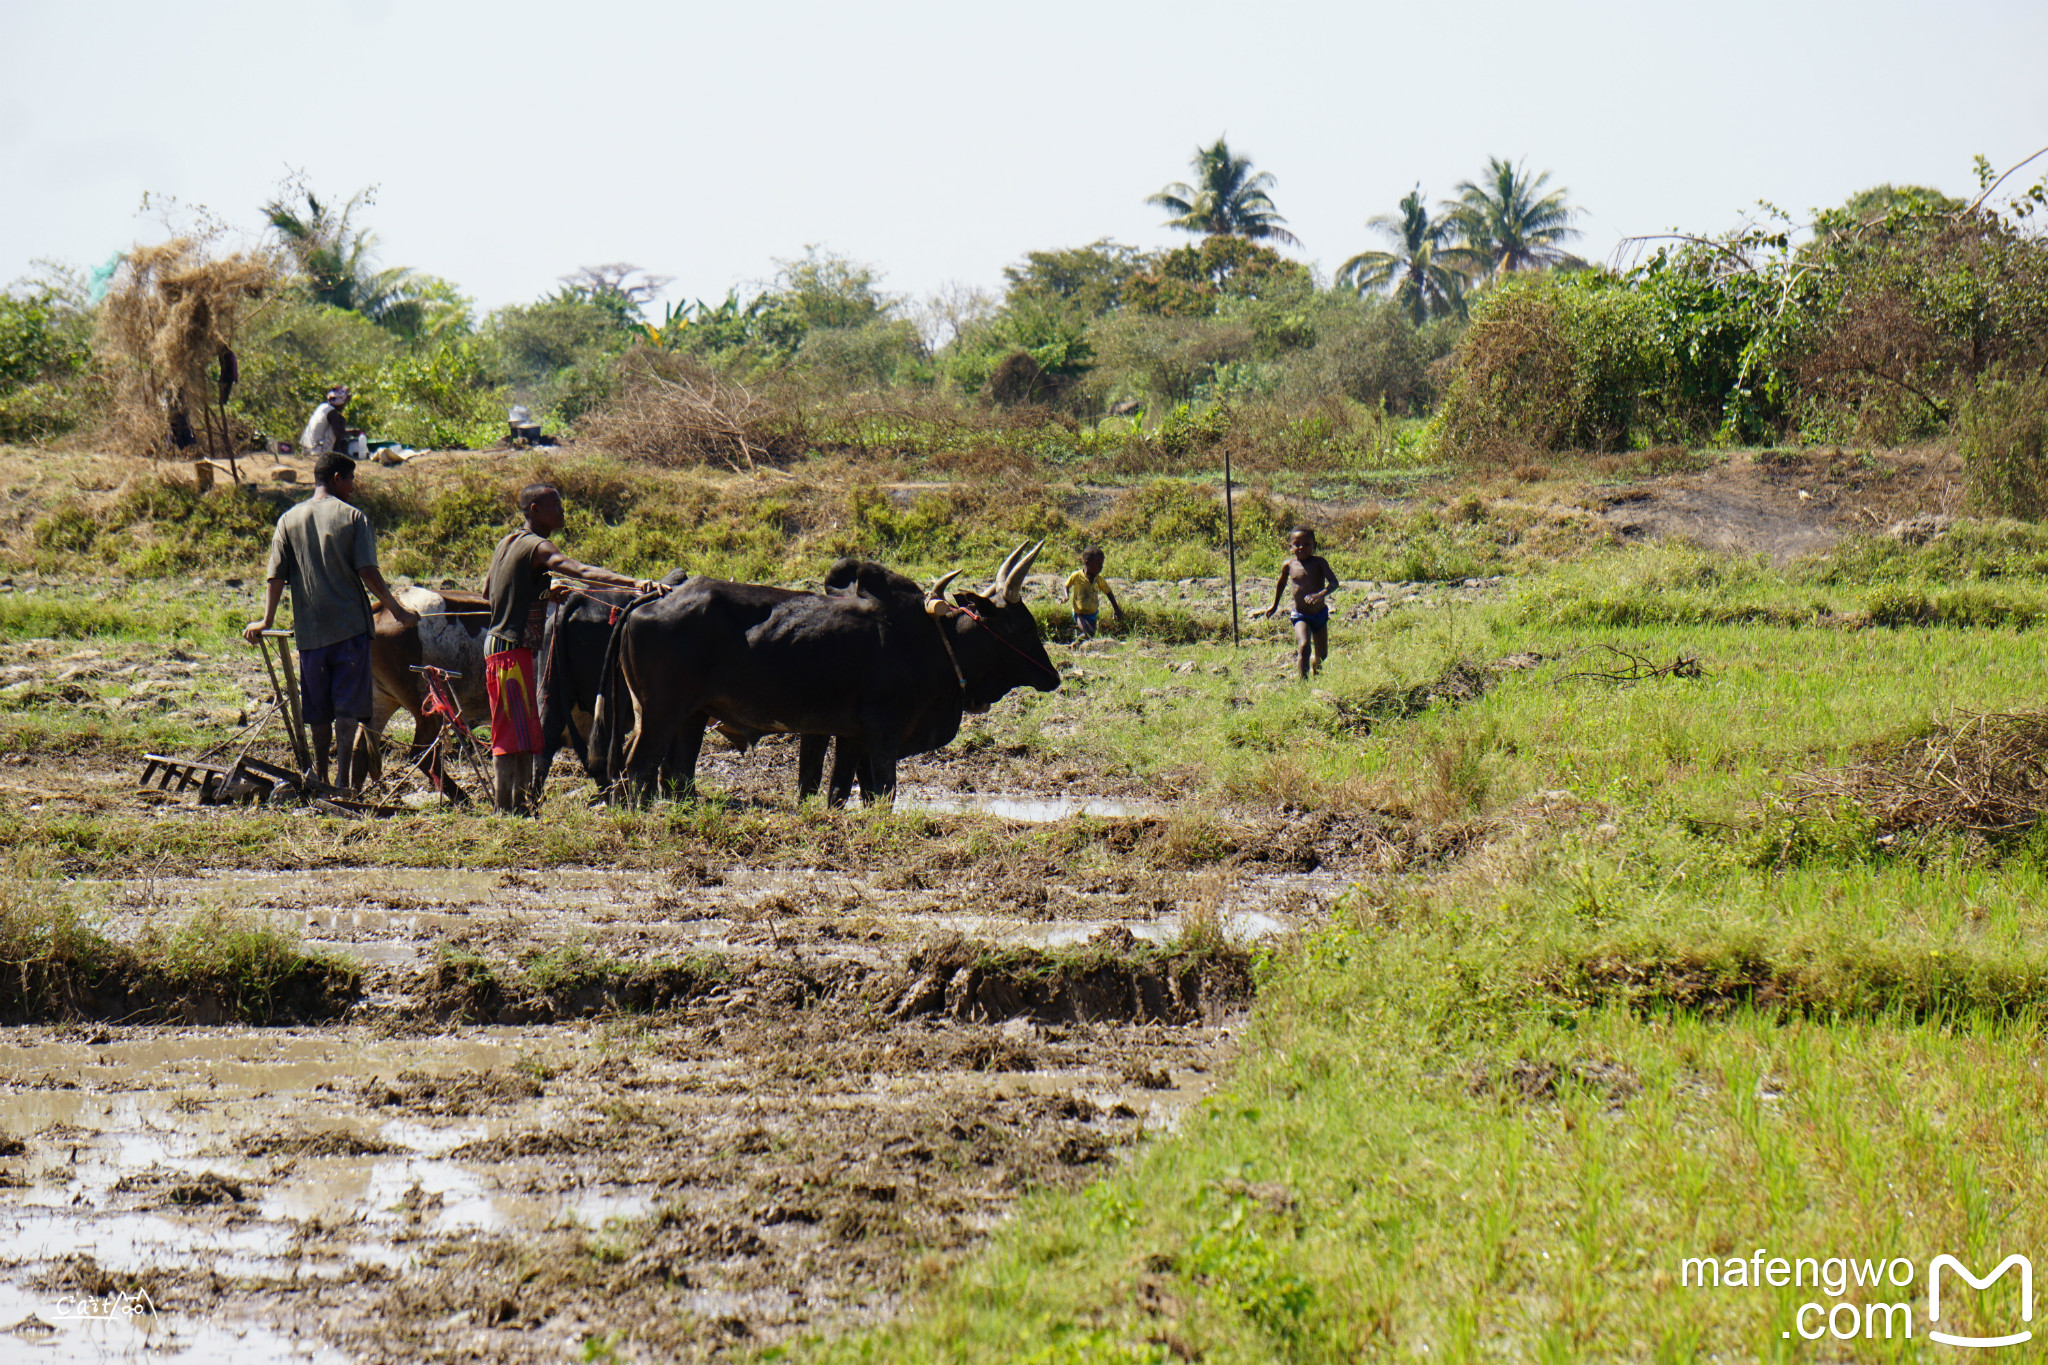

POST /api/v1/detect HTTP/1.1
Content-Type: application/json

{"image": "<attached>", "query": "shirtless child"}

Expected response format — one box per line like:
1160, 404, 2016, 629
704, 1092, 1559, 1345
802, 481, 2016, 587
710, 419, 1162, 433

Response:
1254, 525, 1340, 678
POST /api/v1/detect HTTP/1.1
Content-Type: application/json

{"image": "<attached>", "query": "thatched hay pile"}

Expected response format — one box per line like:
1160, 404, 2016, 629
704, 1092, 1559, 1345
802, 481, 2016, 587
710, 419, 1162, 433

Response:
1794, 710, 2048, 839
574, 351, 802, 471
98, 239, 276, 462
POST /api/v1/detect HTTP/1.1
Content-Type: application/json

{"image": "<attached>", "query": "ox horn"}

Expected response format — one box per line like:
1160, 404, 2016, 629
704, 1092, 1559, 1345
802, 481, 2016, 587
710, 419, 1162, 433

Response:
998, 540, 1044, 604
986, 542, 1024, 598
928, 568, 963, 598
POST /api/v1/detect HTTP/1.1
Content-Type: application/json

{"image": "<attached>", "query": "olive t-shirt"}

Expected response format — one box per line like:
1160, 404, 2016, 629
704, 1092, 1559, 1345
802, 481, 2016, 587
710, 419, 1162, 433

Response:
484, 530, 550, 652
265, 495, 377, 651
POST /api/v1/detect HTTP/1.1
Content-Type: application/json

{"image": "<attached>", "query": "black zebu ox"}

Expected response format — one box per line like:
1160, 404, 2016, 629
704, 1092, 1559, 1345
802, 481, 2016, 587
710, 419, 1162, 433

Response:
601, 543, 1059, 803
537, 568, 690, 790
543, 568, 865, 802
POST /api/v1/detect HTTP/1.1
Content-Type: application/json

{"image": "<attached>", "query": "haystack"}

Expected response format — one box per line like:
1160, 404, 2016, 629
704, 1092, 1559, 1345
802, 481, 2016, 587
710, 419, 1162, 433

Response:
98, 239, 276, 471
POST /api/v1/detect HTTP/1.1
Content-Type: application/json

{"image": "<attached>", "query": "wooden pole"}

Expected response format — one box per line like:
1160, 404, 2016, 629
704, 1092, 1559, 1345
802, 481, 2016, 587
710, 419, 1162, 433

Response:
261, 630, 313, 775
1224, 445, 1239, 648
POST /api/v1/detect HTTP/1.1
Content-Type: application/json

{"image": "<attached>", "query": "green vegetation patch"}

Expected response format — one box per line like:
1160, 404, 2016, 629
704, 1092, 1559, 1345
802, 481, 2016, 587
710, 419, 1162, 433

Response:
0, 889, 358, 1024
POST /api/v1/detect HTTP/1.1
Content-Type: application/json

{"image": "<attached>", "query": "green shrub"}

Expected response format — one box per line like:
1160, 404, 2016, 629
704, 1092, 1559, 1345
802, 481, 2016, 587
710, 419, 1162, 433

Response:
0, 288, 96, 443
230, 292, 396, 443
362, 339, 507, 449
1436, 273, 1669, 459
1960, 372, 2048, 519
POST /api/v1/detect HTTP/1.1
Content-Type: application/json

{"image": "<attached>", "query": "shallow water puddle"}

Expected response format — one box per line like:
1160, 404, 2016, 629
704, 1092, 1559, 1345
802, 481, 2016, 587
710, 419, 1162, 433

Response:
0, 1281, 345, 1364
895, 791, 1163, 820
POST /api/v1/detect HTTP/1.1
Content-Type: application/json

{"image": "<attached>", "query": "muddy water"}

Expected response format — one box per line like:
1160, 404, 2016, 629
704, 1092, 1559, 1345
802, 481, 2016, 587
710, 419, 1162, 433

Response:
83, 848, 1337, 972
0, 1280, 346, 1363
0, 896, 1306, 1358
0, 1012, 1233, 1363
3, 792, 1350, 1361
895, 791, 1164, 821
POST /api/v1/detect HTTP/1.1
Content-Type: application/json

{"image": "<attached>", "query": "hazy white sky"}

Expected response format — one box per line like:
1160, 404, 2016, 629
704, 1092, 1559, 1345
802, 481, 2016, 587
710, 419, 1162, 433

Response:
3, 0, 2043, 317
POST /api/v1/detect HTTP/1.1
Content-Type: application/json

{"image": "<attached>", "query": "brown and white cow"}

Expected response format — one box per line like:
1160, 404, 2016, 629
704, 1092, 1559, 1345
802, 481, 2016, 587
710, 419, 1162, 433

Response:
360, 585, 491, 795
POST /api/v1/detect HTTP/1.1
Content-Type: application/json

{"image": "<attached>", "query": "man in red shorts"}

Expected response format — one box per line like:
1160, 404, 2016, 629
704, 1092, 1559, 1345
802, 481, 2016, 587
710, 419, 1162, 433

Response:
484, 484, 663, 814
244, 451, 418, 788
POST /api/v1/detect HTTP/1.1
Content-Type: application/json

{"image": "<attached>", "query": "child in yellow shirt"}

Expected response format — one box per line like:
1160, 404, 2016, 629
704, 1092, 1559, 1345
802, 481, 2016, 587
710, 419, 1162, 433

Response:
1062, 547, 1124, 640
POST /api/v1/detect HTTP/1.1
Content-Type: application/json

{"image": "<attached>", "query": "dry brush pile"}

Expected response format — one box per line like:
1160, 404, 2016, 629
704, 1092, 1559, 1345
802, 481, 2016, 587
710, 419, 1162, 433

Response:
571, 350, 807, 471
1794, 709, 2048, 842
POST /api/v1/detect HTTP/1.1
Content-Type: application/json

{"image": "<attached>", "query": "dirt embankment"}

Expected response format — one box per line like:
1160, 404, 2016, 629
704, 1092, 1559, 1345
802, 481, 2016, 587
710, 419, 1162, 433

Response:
1589, 446, 1961, 564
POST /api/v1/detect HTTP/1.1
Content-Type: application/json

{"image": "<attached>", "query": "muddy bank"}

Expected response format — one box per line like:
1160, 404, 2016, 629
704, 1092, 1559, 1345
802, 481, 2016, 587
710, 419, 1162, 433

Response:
0, 931, 1247, 1362
0, 950, 361, 1028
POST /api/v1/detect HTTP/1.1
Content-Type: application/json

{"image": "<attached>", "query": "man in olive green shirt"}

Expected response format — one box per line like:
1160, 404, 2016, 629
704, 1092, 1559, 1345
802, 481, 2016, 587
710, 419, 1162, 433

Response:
244, 452, 417, 788
482, 483, 660, 814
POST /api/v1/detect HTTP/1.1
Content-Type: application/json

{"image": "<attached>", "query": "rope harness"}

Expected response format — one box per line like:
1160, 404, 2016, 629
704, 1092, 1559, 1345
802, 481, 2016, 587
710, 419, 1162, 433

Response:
948, 602, 1063, 685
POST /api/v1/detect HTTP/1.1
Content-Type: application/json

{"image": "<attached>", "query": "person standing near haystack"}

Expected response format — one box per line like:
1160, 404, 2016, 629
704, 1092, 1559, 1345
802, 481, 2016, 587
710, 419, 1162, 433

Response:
244, 452, 418, 788
483, 484, 666, 814
300, 385, 351, 455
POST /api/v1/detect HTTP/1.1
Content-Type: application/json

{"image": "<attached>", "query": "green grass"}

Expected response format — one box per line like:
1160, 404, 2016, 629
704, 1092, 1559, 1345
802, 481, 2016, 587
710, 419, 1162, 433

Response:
0, 590, 244, 647
776, 544, 2048, 1363
0, 883, 357, 1023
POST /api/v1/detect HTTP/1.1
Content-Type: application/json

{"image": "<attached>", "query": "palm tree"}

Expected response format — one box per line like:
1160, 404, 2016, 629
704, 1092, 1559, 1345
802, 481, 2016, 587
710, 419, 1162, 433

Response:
1337, 187, 1471, 324
263, 188, 424, 330
1443, 157, 1583, 279
1148, 137, 1302, 248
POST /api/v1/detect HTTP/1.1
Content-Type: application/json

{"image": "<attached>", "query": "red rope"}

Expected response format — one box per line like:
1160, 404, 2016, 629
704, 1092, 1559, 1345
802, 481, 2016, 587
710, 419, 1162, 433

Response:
949, 603, 1062, 683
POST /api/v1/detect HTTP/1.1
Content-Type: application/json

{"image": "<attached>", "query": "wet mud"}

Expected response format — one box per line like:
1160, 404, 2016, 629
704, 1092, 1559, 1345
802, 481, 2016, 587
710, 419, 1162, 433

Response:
0, 820, 1345, 1361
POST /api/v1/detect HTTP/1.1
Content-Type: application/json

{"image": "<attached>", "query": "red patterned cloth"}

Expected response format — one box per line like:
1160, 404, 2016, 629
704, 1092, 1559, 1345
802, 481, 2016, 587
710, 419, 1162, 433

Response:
485, 647, 542, 756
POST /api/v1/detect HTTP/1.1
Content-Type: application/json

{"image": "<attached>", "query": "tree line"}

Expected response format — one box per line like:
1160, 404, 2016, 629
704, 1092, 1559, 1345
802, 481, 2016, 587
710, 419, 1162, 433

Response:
1, 145, 2043, 495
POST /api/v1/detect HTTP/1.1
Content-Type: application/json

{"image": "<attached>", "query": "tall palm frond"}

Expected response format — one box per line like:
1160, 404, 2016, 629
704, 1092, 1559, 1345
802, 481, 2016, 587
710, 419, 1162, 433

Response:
263, 188, 424, 329
1148, 138, 1302, 248
1443, 158, 1583, 279
1337, 187, 1472, 324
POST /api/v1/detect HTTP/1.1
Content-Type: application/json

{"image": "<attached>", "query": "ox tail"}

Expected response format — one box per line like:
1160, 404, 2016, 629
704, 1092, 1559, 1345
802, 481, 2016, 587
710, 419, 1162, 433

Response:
537, 600, 582, 771
590, 594, 640, 798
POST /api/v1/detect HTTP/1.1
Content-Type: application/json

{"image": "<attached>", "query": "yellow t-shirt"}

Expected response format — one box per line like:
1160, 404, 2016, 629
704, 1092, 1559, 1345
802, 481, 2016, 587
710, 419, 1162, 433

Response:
1066, 570, 1105, 614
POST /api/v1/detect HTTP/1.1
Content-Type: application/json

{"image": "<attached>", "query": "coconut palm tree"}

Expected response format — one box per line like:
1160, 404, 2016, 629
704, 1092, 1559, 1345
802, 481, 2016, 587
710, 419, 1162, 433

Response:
1148, 137, 1302, 248
263, 187, 424, 330
1337, 187, 1472, 324
1444, 157, 1583, 279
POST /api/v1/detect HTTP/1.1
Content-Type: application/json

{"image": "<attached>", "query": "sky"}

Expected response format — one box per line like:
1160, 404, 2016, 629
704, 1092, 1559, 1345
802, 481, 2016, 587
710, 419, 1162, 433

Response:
2, 0, 2044, 319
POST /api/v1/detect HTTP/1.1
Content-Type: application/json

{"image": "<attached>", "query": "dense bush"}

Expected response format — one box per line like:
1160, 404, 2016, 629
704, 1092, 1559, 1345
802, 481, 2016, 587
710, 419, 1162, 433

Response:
0, 287, 96, 442
1435, 274, 1669, 459
1959, 372, 2048, 518
228, 290, 396, 444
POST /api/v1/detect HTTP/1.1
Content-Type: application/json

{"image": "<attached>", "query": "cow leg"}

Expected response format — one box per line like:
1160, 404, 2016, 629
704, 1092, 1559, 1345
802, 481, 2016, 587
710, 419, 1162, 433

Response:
661, 718, 707, 802
797, 735, 828, 803
625, 703, 690, 805
825, 739, 860, 808
357, 688, 405, 786
859, 730, 900, 806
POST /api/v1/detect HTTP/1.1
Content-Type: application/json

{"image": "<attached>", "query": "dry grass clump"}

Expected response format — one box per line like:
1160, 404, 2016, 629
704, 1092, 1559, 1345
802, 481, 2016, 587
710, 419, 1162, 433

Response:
98, 239, 275, 462
1795, 710, 2048, 838
574, 350, 805, 471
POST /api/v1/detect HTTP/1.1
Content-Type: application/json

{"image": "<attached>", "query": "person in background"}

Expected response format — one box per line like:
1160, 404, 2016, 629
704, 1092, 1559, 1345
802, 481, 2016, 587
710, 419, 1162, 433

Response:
1254, 525, 1340, 678
243, 452, 417, 787
484, 484, 666, 814
1062, 546, 1124, 641
300, 385, 351, 456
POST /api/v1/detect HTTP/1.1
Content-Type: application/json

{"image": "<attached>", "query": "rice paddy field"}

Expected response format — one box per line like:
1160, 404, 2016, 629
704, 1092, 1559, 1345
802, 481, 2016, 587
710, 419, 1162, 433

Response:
1, 439, 2043, 1363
